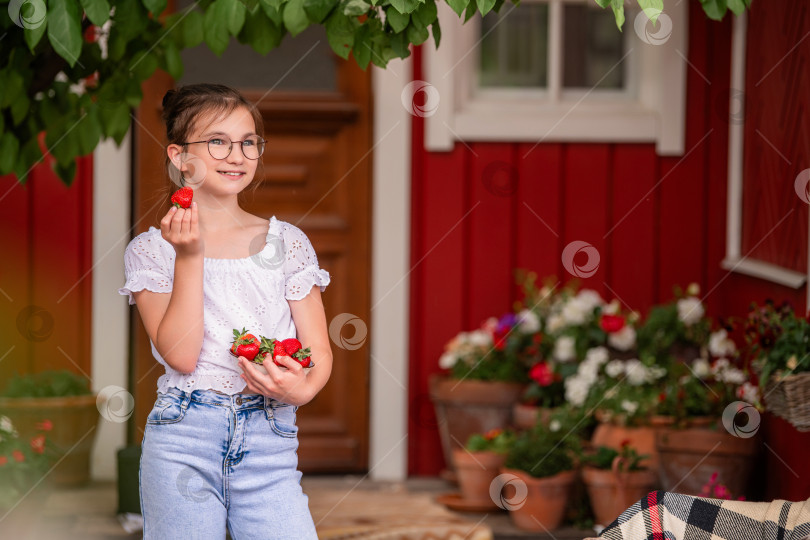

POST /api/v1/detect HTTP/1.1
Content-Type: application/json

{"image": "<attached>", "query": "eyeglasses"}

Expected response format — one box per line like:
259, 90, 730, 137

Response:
181, 135, 266, 160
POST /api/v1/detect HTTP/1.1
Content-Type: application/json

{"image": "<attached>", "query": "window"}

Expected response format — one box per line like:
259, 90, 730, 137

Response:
423, 0, 688, 155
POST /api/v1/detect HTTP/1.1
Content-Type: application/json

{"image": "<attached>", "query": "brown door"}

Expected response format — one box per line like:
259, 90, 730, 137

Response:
129, 13, 371, 473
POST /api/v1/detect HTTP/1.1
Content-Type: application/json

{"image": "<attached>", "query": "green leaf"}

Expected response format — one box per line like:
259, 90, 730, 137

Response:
23, 18, 47, 52
610, 0, 625, 30
0, 132, 20, 175
413, 0, 437, 26
304, 0, 339, 23
261, 2, 283, 25
726, 0, 750, 15
594, 0, 611, 7
47, 0, 83, 67
446, 0, 468, 17
76, 108, 102, 156
700, 0, 727, 20
163, 41, 184, 79
220, 0, 247, 34
389, 0, 420, 15
431, 17, 440, 48
80, 0, 111, 25
53, 160, 78, 187
38, 97, 62, 126
110, 0, 148, 41
129, 51, 159, 80
240, 0, 262, 14
141, 0, 168, 15
406, 17, 429, 45
0, 70, 25, 109
46, 116, 80, 167
636, 0, 662, 24
203, 2, 230, 54
324, 9, 356, 59
10, 93, 30, 126
463, 1, 477, 23
344, 0, 370, 16
386, 6, 409, 32
125, 77, 144, 107
351, 24, 372, 69
239, 9, 282, 54
101, 102, 132, 144
389, 31, 409, 57
283, 0, 311, 36
13, 137, 43, 185
476, 0, 496, 16
181, 10, 205, 48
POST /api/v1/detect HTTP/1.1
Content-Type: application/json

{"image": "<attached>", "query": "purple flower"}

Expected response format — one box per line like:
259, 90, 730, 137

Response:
497, 313, 518, 332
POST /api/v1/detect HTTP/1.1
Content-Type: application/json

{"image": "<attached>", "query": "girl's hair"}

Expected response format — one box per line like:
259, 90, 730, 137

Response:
160, 83, 264, 192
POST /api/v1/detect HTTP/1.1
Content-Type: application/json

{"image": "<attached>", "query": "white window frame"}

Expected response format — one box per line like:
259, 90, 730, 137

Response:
720, 11, 809, 297
424, 0, 689, 155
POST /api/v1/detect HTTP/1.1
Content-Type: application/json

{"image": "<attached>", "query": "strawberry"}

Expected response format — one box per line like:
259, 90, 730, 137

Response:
280, 338, 302, 355
272, 342, 288, 367
230, 327, 260, 361
171, 187, 193, 209
254, 336, 276, 365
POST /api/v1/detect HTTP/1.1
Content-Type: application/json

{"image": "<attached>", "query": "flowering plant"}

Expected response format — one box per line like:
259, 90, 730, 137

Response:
700, 472, 745, 500
503, 412, 583, 478
0, 416, 55, 509
636, 283, 712, 362
465, 428, 515, 454
745, 300, 810, 390
581, 440, 649, 472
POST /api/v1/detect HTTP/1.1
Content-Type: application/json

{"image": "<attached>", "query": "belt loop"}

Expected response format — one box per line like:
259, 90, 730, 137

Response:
181, 389, 192, 410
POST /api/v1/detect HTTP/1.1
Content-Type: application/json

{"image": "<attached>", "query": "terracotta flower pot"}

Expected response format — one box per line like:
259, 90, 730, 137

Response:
498, 468, 576, 531
452, 449, 506, 507
591, 420, 665, 471
582, 458, 657, 526
429, 375, 525, 476
512, 403, 555, 431
0, 395, 100, 487
656, 427, 759, 496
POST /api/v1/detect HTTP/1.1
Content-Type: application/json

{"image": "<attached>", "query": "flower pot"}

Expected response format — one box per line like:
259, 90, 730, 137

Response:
655, 427, 760, 496
429, 375, 525, 476
512, 403, 555, 431
591, 419, 665, 471
582, 461, 657, 526
498, 468, 576, 531
0, 394, 100, 487
452, 449, 505, 507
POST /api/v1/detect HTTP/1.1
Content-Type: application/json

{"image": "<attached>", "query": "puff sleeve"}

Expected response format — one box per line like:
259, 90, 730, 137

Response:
281, 223, 331, 301
117, 230, 174, 305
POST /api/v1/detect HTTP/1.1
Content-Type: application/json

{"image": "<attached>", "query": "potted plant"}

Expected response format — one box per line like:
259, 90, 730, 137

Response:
0, 415, 57, 536
450, 428, 515, 509
499, 418, 581, 531
745, 300, 810, 431
581, 441, 657, 527
0, 370, 100, 486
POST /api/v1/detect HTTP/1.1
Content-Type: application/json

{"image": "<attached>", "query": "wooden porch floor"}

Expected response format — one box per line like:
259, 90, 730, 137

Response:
7, 477, 597, 539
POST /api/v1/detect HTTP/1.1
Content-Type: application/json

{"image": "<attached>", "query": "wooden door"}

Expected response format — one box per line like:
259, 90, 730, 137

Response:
129, 15, 371, 473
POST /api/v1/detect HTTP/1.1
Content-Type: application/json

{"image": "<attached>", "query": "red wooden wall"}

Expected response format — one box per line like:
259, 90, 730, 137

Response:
408, 0, 810, 500
0, 156, 94, 388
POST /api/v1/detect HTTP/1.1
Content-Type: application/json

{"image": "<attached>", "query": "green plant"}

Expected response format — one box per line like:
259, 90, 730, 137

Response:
593, 0, 750, 30
745, 300, 810, 389
636, 284, 711, 362
1, 370, 92, 398
504, 419, 581, 478
582, 442, 649, 472
465, 428, 514, 453
0, 415, 56, 508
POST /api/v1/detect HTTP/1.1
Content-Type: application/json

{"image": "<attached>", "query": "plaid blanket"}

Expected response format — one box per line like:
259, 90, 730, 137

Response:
598, 491, 810, 540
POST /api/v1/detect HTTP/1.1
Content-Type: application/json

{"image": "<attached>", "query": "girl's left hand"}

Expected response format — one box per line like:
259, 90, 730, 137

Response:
237, 356, 314, 406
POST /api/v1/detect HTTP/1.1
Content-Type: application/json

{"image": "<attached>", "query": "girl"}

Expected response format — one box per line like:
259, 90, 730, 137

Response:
117, 83, 332, 539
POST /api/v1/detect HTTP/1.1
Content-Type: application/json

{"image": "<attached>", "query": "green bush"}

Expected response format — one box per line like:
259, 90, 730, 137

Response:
1, 370, 92, 398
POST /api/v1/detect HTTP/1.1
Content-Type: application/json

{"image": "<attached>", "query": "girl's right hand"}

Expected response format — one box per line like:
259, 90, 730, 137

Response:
160, 202, 203, 258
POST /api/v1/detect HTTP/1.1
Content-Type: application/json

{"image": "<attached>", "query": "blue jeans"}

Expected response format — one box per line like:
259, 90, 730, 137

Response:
139, 387, 318, 539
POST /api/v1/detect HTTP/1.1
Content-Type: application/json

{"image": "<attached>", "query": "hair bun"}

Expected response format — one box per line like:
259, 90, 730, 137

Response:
162, 89, 177, 109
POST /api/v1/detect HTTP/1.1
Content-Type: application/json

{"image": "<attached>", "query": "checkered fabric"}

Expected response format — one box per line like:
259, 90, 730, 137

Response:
598, 491, 810, 540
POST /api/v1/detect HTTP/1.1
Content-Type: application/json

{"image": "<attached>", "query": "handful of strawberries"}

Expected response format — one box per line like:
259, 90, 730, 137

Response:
230, 328, 313, 369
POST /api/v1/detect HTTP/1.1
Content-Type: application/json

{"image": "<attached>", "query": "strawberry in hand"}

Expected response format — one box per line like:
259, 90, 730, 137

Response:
230, 328, 260, 361
171, 187, 193, 209
278, 338, 313, 368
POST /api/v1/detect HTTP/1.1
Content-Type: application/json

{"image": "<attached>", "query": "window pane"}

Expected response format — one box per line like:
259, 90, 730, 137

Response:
562, 4, 626, 89
479, 3, 549, 89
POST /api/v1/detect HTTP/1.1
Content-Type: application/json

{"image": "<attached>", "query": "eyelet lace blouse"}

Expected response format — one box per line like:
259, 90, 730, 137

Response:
117, 215, 331, 395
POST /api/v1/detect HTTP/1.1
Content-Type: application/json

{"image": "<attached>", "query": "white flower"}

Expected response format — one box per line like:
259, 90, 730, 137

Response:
648, 365, 668, 380
546, 313, 565, 334
516, 309, 540, 334
565, 375, 590, 407
585, 346, 610, 366
738, 382, 760, 405
561, 300, 588, 326
608, 326, 636, 351
0, 416, 13, 434
549, 419, 561, 432
621, 400, 639, 415
603, 299, 620, 315
576, 289, 605, 311
718, 367, 746, 385
439, 351, 457, 370
624, 359, 648, 386
579, 361, 601, 384
467, 330, 492, 348
709, 329, 736, 358
605, 360, 624, 378
692, 358, 711, 379
554, 336, 577, 363
711, 358, 730, 374
481, 317, 499, 333
677, 297, 705, 326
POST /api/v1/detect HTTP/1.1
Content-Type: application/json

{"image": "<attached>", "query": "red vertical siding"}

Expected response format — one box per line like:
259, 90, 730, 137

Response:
409, 0, 809, 498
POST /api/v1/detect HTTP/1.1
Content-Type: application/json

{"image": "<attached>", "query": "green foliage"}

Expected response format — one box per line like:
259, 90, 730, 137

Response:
581, 444, 649, 471
746, 300, 810, 389
595, 0, 750, 30
1, 370, 92, 398
504, 415, 582, 478
465, 428, 514, 453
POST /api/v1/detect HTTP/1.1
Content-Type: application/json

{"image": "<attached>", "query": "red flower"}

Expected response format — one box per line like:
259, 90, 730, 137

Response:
600, 314, 625, 334
0, 456, 7, 466
36, 419, 53, 432
619, 438, 631, 449
12, 450, 24, 463
484, 428, 503, 441
493, 329, 509, 351
529, 362, 555, 387
532, 333, 543, 344
31, 435, 46, 454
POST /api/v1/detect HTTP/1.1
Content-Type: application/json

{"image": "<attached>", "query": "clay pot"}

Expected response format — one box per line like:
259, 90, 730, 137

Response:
452, 449, 506, 507
656, 427, 759, 497
591, 419, 666, 471
582, 457, 657, 526
430, 375, 525, 476
499, 468, 576, 531
512, 403, 555, 431
0, 395, 100, 487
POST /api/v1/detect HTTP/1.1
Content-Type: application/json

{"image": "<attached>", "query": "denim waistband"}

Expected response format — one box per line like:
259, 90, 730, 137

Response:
162, 386, 292, 410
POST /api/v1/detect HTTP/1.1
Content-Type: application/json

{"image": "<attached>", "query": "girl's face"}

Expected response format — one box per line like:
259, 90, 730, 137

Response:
169, 105, 261, 197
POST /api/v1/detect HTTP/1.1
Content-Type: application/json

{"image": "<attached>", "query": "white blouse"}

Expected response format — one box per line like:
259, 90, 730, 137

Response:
117, 215, 331, 395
